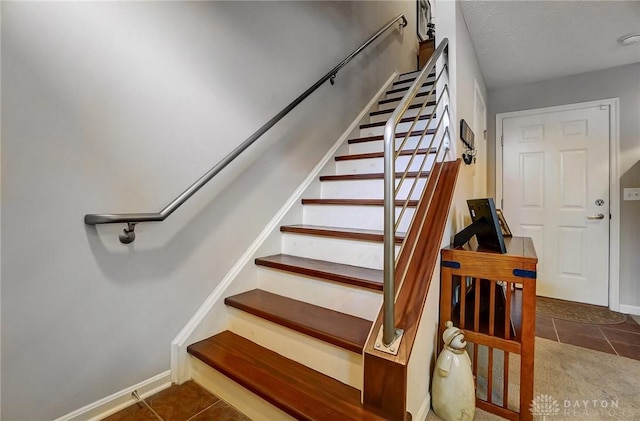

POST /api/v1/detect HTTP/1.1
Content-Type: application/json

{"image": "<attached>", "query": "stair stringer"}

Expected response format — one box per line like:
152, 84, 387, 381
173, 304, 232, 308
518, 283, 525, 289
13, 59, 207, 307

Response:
170, 72, 398, 385
362, 160, 462, 420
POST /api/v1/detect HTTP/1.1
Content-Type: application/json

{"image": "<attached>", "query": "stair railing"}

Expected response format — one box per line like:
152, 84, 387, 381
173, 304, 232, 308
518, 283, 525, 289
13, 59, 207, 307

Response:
84, 14, 408, 244
378, 38, 449, 351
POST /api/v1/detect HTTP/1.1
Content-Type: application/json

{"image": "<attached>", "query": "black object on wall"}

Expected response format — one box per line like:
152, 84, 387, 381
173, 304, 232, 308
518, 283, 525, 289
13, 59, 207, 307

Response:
460, 119, 476, 165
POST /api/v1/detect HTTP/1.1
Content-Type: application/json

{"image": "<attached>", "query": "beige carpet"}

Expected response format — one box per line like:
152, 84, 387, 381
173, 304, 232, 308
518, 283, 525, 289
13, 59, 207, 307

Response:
426, 337, 640, 420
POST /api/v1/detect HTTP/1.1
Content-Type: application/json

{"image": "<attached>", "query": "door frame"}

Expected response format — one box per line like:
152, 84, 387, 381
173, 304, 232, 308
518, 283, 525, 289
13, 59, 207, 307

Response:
474, 79, 487, 197
495, 98, 620, 311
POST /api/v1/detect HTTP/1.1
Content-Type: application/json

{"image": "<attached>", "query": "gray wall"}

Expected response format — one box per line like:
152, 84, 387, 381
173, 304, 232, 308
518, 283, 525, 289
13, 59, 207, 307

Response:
487, 62, 640, 308
451, 2, 488, 231
0, 2, 416, 419
436, 0, 489, 231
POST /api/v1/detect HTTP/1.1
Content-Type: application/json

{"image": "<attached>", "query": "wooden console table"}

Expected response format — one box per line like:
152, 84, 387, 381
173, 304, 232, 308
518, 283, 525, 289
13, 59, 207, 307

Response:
439, 237, 537, 421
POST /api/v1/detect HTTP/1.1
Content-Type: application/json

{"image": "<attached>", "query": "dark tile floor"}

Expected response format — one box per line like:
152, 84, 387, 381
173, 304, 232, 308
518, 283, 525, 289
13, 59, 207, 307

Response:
536, 313, 640, 360
104, 381, 250, 421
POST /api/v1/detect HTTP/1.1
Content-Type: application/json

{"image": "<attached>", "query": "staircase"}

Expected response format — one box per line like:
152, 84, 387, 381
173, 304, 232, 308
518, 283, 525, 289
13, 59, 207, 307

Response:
186, 68, 455, 420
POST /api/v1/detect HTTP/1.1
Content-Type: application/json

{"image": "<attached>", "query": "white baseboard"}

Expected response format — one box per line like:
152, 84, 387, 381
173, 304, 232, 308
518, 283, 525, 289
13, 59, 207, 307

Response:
619, 304, 640, 316
53, 371, 171, 421
414, 392, 431, 421
170, 71, 399, 384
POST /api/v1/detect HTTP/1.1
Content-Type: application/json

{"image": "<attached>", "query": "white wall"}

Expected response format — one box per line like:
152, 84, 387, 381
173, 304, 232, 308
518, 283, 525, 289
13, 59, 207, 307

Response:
0, 2, 417, 419
487, 63, 640, 309
451, 2, 489, 231
436, 0, 489, 231
406, 2, 488, 417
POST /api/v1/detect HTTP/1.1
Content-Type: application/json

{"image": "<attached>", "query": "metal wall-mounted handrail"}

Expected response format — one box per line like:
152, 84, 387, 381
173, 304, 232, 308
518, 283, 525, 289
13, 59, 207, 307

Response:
85, 14, 408, 244
378, 38, 449, 349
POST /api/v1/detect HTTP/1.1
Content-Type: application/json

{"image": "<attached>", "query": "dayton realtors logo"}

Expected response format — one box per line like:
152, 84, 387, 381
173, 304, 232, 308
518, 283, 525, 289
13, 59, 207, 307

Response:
530, 394, 561, 420
531, 394, 636, 419
562, 398, 634, 418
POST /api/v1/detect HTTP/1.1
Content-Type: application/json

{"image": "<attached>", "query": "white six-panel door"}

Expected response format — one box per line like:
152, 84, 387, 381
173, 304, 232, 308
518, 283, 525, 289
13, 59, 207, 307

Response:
502, 104, 610, 306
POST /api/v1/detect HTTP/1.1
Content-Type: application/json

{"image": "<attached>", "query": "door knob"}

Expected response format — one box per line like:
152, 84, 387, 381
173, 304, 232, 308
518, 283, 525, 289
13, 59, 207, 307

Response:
586, 213, 605, 220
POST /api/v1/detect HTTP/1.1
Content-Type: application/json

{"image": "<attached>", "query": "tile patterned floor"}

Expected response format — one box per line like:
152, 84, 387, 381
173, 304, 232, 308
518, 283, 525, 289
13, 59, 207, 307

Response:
536, 313, 640, 360
104, 381, 250, 421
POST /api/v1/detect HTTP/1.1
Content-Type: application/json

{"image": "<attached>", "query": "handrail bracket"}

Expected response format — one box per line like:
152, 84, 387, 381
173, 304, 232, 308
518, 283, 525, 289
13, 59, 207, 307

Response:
119, 223, 137, 244
374, 326, 404, 355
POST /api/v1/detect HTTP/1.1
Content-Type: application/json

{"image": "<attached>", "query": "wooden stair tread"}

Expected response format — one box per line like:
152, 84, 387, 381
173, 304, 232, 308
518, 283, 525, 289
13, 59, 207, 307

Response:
280, 224, 405, 244
370, 102, 431, 117
302, 198, 418, 207
320, 171, 429, 181
187, 331, 387, 421
348, 129, 436, 144
360, 113, 434, 129
396, 69, 435, 80
386, 81, 433, 95
335, 148, 436, 161
379, 90, 431, 105
393, 77, 419, 86
255, 254, 383, 291
225, 289, 372, 353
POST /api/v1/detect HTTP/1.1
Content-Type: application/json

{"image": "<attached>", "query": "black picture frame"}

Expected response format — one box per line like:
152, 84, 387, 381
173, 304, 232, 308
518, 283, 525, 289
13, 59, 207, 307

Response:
496, 209, 513, 237
417, 0, 431, 41
453, 198, 507, 253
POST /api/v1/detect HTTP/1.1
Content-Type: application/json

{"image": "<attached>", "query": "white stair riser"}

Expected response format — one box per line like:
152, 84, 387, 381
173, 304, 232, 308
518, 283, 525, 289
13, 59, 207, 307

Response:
349, 135, 433, 155
228, 310, 365, 389
336, 153, 436, 174
321, 178, 427, 200
369, 105, 436, 124
282, 234, 399, 270
359, 118, 438, 138
257, 269, 382, 321
302, 205, 414, 232
385, 83, 435, 100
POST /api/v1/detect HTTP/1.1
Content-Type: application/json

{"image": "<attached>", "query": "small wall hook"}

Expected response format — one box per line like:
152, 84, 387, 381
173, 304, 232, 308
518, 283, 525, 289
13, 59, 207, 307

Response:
119, 223, 136, 244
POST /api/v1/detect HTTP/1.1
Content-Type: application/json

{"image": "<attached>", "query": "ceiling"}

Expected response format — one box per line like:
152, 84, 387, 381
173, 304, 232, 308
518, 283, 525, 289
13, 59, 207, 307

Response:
458, 1, 640, 90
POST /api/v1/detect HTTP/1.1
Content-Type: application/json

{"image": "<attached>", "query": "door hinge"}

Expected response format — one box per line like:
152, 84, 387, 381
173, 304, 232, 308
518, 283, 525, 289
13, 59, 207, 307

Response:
501, 135, 504, 146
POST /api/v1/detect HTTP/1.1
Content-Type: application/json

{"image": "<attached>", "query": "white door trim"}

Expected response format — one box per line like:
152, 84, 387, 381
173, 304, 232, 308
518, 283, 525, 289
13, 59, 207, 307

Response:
474, 79, 487, 197
496, 98, 620, 311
